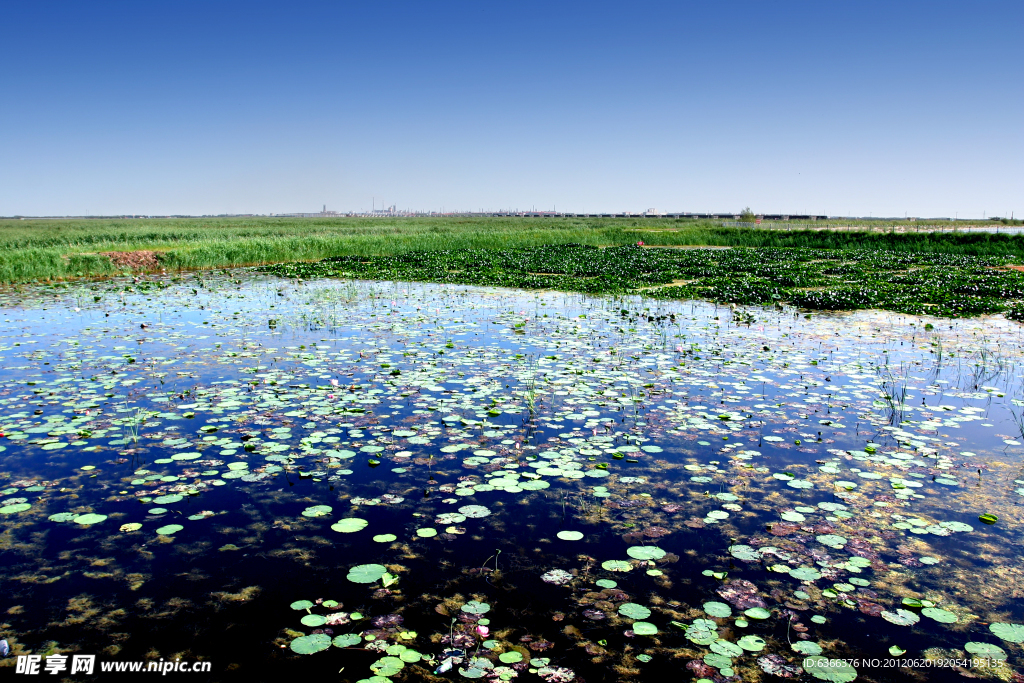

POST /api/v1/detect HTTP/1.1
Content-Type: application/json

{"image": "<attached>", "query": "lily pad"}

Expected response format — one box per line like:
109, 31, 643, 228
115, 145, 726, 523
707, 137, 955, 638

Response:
301, 505, 333, 518
737, 635, 766, 652
48, 512, 77, 522
703, 601, 732, 618
803, 656, 857, 682
626, 546, 666, 561
990, 622, 1024, 643
618, 603, 652, 619
458, 505, 491, 518
156, 524, 183, 535
792, 641, 823, 655
556, 530, 584, 541
710, 639, 744, 657
331, 517, 369, 533
347, 563, 389, 584
300, 614, 327, 627
601, 560, 632, 572
790, 566, 822, 581
964, 642, 1006, 659
881, 609, 920, 626
333, 633, 362, 648
461, 600, 491, 615
632, 622, 658, 635
73, 513, 107, 525
921, 607, 958, 624
290, 633, 332, 654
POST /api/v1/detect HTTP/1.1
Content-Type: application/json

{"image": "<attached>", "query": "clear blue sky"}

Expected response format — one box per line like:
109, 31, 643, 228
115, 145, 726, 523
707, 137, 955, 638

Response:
1, 1, 1020, 217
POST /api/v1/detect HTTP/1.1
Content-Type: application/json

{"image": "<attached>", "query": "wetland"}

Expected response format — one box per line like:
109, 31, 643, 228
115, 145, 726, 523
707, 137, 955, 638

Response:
3, 253, 1024, 682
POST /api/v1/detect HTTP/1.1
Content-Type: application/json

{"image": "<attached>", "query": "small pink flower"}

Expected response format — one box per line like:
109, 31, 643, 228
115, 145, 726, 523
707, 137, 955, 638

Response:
330, 379, 339, 386
675, 345, 684, 353
637, 241, 645, 246
327, 394, 335, 399
476, 625, 490, 637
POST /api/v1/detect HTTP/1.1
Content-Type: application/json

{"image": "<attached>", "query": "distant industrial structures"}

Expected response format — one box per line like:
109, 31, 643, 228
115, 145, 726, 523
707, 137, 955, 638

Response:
8, 207, 1018, 222
269, 207, 831, 220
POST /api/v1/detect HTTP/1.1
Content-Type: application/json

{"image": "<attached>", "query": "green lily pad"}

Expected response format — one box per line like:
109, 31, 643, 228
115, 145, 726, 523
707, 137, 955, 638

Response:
921, 607, 958, 624
686, 627, 719, 645
816, 534, 847, 549
301, 505, 333, 518
333, 633, 362, 648
990, 623, 1024, 643
0, 503, 31, 514
964, 642, 1006, 659
156, 524, 183, 535
790, 566, 822, 581
632, 622, 657, 636
881, 609, 920, 626
373, 534, 398, 543
626, 546, 666, 561
601, 560, 632, 572
703, 652, 732, 669
744, 607, 771, 620
300, 614, 327, 627
803, 656, 857, 681
556, 530, 584, 541
703, 601, 732, 618
48, 512, 77, 522
290, 600, 314, 610
458, 505, 491, 518
370, 656, 405, 676
347, 563, 388, 583
331, 517, 369, 533
710, 639, 744, 657
73, 513, 107, 525
462, 600, 490, 615
290, 633, 332, 654
737, 635, 766, 651
618, 603, 652, 619
498, 652, 523, 664
153, 494, 183, 504
793, 641, 823, 655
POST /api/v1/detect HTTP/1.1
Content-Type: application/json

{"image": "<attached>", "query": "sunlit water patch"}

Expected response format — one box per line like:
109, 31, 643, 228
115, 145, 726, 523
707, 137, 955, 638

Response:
2, 272, 1024, 682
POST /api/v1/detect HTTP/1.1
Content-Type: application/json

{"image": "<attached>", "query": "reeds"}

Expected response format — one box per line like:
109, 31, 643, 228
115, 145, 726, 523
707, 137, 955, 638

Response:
7, 216, 1024, 284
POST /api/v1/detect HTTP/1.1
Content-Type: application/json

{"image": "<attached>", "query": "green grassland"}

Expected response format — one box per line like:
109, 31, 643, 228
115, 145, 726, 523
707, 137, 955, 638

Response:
4, 215, 1024, 287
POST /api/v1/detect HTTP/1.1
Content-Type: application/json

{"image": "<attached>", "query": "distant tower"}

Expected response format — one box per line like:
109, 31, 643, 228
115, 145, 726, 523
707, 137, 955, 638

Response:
323, 204, 326, 214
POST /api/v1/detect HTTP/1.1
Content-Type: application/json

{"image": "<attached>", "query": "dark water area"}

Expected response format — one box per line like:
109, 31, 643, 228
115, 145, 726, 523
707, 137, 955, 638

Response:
2, 271, 1024, 682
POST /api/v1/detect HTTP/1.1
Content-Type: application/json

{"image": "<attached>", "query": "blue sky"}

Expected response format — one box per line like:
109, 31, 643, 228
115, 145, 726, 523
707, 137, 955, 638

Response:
1, 1, 1020, 217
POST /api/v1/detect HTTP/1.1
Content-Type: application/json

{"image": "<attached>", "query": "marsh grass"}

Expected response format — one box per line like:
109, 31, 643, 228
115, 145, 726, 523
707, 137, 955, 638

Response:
6, 216, 1024, 284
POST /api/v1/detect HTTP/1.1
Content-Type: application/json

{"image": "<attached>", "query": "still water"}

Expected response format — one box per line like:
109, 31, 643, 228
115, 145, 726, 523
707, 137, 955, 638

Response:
1, 271, 1023, 682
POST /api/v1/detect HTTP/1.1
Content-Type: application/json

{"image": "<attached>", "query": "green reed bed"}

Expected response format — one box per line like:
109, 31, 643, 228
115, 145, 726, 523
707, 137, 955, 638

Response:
5, 216, 1024, 284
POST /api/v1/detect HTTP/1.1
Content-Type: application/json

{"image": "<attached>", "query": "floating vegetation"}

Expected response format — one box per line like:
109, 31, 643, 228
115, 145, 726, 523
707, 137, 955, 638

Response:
262, 244, 1024, 318
3, 268, 1024, 681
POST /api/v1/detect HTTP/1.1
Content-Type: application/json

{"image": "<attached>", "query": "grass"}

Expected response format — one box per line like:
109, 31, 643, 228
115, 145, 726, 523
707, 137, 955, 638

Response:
5, 216, 1024, 284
